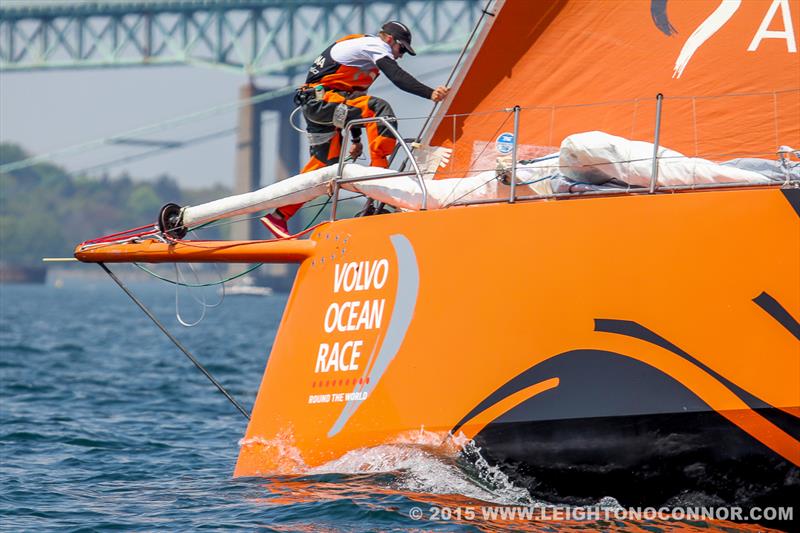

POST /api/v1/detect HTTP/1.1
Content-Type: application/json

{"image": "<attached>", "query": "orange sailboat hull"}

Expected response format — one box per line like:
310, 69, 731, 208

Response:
221, 185, 799, 507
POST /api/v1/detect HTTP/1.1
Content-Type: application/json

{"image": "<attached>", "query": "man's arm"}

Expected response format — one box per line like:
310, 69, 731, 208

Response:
376, 56, 435, 100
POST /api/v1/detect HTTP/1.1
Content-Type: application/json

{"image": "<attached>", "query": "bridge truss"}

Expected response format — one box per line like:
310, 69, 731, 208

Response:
0, 0, 484, 76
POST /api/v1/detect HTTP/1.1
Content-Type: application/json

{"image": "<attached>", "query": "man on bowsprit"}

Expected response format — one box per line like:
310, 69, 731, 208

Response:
261, 21, 450, 238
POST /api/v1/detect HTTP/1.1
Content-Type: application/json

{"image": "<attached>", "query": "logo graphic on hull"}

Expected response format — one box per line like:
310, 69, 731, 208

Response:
326, 234, 420, 437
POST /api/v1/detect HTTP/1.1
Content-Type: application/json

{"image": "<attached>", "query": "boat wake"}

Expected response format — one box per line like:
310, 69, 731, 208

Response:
239, 431, 780, 531
311, 442, 533, 505
240, 428, 533, 505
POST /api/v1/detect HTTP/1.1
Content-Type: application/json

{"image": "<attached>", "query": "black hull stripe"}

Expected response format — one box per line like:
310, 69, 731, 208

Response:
450, 347, 715, 438
452, 319, 800, 445
450, 372, 555, 436
782, 188, 800, 218
595, 319, 800, 439
754, 291, 800, 341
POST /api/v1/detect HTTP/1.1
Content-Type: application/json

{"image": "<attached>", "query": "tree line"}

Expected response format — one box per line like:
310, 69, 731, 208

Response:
0, 143, 230, 265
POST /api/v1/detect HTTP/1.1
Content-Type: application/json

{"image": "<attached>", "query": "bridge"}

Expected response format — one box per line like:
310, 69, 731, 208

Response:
0, 0, 482, 75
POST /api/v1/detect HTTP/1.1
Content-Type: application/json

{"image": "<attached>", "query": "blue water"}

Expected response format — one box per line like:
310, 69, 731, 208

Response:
0, 279, 783, 531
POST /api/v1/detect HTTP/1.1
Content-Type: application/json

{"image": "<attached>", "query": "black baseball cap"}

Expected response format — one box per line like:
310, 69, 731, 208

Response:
381, 21, 416, 56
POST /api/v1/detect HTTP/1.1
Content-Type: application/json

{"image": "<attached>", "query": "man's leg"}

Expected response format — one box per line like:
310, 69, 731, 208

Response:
276, 126, 342, 220
344, 94, 397, 168
263, 100, 343, 237
264, 92, 395, 236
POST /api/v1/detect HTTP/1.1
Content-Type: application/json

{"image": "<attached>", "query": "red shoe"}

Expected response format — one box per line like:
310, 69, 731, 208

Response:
260, 212, 291, 239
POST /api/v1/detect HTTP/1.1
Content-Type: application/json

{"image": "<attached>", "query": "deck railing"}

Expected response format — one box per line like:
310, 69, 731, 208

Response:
331, 116, 428, 221
326, 90, 797, 218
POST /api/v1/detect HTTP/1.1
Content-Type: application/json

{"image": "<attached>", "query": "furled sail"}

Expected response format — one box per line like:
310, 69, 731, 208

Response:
179, 132, 778, 225
425, 0, 800, 178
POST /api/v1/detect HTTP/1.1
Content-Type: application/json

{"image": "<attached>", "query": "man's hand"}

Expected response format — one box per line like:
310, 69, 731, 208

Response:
431, 86, 450, 102
349, 141, 363, 160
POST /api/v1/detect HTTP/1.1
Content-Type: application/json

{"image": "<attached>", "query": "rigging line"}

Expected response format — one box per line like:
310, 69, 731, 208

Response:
414, 0, 496, 142
2, 62, 460, 177
173, 261, 222, 327
75, 127, 239, 175
442, 173, 502, 209
133, 227, 260, 290
174, 262, 209, 327
123, 192, 334, 297
81, 224, 160, 246
77, 193, 368, 254
98, 262, 251, 421
162, 220, 328, 248
302, 194, 333, 230
0, 85, 297, 175
441, 110, 510, 201
663, 88, 799, 101
444, 0, 496, 89
134, 262, 263, 288
179, 227, 226, 306
392, 107, 526, 122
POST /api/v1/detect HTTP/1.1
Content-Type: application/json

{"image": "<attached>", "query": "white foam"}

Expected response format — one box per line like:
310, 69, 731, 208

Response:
459, 440, 534, 505
596, 495, 623, 510
238, 428, 308, 474
240, 427, 536, 505
309, 430, 533, 505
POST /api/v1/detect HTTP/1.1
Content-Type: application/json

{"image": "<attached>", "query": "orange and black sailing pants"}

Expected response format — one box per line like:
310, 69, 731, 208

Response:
277, 89, 397, 220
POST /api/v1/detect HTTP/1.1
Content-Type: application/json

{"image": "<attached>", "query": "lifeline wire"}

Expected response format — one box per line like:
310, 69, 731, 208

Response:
439, 109, 511, 204
172, 261, 226, 328
98, 262, 251, 420
133, 262, 262, 288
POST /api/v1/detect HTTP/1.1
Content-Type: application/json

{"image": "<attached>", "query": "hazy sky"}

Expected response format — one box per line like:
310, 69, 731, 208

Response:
0, 54, 453, 188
